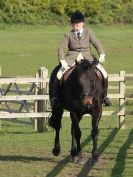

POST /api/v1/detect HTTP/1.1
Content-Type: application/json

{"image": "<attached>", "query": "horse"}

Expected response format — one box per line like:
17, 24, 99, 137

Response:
49, 59, 104, 165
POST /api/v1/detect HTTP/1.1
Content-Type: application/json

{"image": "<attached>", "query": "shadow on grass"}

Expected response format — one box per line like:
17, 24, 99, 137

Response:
0, 131, 37, 135
111, 129, 133, 177
0, 155, 64, 164
0, 155, 44, 163
45, 135, 92, 177
2, 119, 32, 125
77, 128, 118, 177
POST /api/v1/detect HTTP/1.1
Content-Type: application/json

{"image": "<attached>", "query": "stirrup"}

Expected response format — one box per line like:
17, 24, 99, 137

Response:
103, 97, 112, 106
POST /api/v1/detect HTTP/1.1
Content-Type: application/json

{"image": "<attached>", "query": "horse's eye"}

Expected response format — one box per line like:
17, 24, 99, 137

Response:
90, 80, 95, 87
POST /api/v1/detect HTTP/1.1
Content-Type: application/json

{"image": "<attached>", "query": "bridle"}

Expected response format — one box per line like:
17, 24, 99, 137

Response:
80, 79, 96, 110
80, 80, 96, 99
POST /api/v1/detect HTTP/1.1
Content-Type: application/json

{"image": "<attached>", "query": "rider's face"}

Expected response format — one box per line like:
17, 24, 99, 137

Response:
72, 21, 84, 31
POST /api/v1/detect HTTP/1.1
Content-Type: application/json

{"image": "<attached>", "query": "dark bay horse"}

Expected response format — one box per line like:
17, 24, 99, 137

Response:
49, 59, 104, 164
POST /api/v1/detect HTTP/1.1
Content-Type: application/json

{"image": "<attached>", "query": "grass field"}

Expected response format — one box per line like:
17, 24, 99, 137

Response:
0, 24, 133, 177
0, 118, 133, 177
0, 24, 132, 75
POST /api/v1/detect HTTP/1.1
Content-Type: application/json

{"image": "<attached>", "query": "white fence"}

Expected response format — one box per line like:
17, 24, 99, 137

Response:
0, 68, 132, 131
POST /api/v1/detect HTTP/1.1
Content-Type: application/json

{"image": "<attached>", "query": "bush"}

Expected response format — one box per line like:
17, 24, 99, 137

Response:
0, 0, 132, 24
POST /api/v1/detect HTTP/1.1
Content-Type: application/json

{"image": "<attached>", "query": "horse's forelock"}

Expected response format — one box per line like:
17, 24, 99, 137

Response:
78, 59, 93, 71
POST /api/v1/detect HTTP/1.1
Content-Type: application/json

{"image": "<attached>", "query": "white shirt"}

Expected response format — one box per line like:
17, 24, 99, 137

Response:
75, 28, 83, 37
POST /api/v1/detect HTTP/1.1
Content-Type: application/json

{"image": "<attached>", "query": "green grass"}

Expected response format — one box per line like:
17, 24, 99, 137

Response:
0, 118, 133, 177
0, 24, 132, 76
0, 24, 132, 177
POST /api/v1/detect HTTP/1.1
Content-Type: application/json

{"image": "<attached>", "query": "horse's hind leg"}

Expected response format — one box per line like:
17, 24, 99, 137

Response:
50, 107, 63, 156
52, 128, 61, 156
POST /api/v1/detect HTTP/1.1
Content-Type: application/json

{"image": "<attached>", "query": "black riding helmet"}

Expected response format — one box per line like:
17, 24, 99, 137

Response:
71, 11, 85, 24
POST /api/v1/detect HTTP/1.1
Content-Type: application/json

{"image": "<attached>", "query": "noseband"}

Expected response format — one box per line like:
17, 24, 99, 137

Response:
80, 80, 96, 100
80, 79, 96, 111
80, 92, 93, 99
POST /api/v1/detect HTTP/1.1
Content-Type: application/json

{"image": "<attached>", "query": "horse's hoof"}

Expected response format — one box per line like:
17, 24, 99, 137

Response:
91, 157, 98, 165
72, 157, 84, 165
77, 158, 84, 165
52, 147, 61, 156
77, 152, 84, 165
72, 156, 78, 164
91, 150, 98, 165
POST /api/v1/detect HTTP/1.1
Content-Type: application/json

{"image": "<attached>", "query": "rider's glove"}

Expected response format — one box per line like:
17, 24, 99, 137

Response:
60, 59, 68, 70
99, 54, 105, 64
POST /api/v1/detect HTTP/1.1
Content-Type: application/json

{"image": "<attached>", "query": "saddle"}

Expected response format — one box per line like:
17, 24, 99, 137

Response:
62, 66, 76, 82
61, 65, 104, 88
94, 67, 104, 86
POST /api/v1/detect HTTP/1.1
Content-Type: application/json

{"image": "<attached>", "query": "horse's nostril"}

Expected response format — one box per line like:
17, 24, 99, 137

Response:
80, 93, 85, 99
82, 102, 92, 110
88, 104, 91, 110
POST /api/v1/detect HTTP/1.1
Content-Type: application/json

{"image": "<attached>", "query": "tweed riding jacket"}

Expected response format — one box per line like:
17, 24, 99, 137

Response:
58, 28, 105, 66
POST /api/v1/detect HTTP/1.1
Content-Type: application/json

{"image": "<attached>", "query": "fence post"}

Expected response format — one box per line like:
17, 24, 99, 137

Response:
0, 66, 1, 130
119, 71, 126, 129
37, 67, 48, 132
34, 71, 39, 130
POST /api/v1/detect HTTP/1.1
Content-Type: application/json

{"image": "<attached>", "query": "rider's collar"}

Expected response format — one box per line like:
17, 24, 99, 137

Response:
75, 28, 83, 35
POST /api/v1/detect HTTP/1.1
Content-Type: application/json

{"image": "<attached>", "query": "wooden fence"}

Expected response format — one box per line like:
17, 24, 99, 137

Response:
0, 67, 49, 132
0, 68, 132, 131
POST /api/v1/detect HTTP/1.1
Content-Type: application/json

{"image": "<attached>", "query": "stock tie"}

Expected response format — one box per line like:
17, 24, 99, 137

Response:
77, 32, 81, 40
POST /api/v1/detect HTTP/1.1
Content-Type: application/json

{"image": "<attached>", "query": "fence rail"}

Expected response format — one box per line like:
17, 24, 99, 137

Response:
0, 68, 132, 131
0, 67, 49, 132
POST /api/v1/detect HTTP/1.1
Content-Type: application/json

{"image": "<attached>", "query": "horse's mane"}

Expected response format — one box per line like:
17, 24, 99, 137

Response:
77, 59, 94, 72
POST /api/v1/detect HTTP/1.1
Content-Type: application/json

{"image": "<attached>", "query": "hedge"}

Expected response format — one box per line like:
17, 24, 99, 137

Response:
0, 0, 133, 24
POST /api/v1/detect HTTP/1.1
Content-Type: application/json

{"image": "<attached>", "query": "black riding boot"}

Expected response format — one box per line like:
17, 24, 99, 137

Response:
51, 77, 60, 109
103, 78, 112, 106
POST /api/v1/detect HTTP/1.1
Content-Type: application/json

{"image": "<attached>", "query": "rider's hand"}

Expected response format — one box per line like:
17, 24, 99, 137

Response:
99, 54, 105, 64
60, 59, 68, 70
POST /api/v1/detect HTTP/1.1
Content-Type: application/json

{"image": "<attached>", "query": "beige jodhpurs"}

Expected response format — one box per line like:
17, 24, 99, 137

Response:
57, 53, 108, 80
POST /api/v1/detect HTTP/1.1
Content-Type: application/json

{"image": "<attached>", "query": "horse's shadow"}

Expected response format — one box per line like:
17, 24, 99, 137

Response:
111, 129, 133, 177
45, 134, 92, 177
0, 128, 124, 177
46, 128, 118, 177
77, 128, 118, 177
0, 155, 44, 163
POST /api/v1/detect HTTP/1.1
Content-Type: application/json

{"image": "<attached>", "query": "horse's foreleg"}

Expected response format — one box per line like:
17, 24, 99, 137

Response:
70, 112, 82, 164
71, 126, 77, 158
91, 106, 102, 164
91, 124, 99, 164
71, 125, 82, 163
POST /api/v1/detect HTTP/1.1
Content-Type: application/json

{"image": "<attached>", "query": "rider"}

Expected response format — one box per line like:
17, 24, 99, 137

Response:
51, 10, 112, 108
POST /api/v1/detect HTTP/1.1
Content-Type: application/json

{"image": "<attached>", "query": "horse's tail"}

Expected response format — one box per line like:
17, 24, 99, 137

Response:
49, 64, 61, 101
49, 64, 63, 129
48, 107, 63, 129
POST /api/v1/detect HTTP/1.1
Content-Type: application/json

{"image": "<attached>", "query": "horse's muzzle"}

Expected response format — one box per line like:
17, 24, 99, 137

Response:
81, 95, 93, 110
